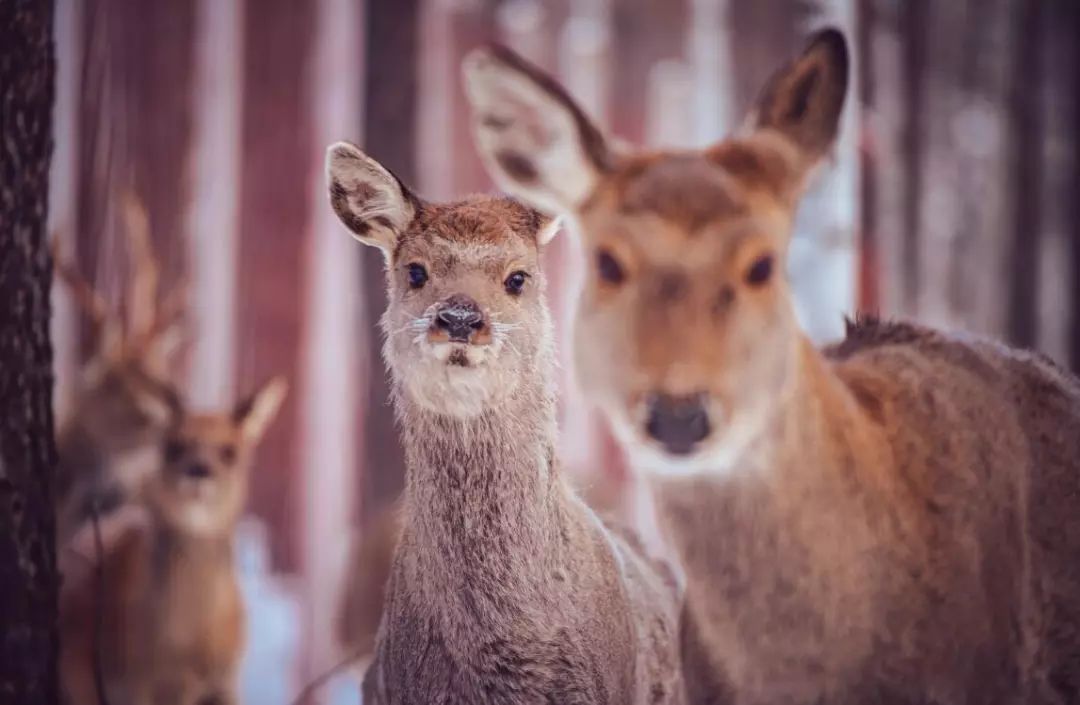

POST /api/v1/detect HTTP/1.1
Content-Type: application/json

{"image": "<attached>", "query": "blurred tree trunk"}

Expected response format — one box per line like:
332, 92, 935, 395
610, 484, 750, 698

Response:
74, 0, 195, 360
1006, 0, 1044, 348
857, 0, 902, 314
1033, 0, 1075, 365
1071, 2, 1080, 374
237, 0, 316, 570
0, 0, 60, 703
898, 0, 927, 316
359, 0, 420, 521
611, 0, 688, 142
855, 0, 876, 311
910, 0, 969, 331
917, 0, 1013, 337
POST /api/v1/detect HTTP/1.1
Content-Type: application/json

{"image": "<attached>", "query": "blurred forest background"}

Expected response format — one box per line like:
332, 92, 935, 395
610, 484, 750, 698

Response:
47, 0, 1080, 701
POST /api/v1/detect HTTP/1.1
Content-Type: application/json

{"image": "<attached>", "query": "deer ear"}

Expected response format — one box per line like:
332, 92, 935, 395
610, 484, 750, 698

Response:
748, 28, 848, 170
233, 376, 288, 445
463, 45, 613, 215
535, 214, 563, 247
326, 142, 419, 254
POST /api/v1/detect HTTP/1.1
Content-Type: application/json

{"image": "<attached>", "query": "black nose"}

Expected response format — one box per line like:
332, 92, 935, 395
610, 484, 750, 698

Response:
435, 295, 485, 341
645, 393, 711, 455
184, 462, 212, 479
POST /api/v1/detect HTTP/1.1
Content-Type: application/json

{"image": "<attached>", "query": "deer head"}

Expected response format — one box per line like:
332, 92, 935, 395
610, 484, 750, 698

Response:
463, 29, 848, 472
325, 142, 561, 418
53, 193, 187, 453
147, 377, 287, 536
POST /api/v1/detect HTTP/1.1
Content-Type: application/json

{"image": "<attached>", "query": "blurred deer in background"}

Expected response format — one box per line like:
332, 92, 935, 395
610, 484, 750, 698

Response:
53, 195, 187, 549
327, 142, 684, 704
60, 377, 287, 705
465, 28, 1080, 704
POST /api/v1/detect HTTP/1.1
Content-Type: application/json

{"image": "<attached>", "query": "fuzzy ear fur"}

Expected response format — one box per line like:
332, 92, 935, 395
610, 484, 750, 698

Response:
462, 45, 613, 215
535, 214, 563, 247
747, 28, 849, 168
233, 376, 288, 445
326, 141, 419, 254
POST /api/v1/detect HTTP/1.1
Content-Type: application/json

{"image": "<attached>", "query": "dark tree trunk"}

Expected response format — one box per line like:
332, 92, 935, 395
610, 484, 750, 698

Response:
1006, 0, 1044, 348
899, 0, 927, 316
0, 0, 59, 703
1071, 1, 1080, 374
358, 0, 420, 522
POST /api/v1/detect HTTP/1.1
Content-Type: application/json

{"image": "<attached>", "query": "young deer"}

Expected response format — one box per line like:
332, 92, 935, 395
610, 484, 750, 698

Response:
464, 29, 1080, 704
60, 377, 286, 705
326, 142, 684, 704
53, 196, 187, 548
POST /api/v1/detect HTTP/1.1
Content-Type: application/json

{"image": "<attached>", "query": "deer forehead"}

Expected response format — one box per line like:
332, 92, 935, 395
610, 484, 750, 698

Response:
599, 152, 747, 229
400, 198, 538, 247
581, 208, 790, 276
177, 414, 244, 447
395, 230, 537, 277
578, 149, 793, 264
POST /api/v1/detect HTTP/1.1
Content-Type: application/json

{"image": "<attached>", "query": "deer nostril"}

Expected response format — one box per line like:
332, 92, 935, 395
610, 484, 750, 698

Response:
644, 393, 711, 455
184, 462, 212, 480
434, 296, 485, 341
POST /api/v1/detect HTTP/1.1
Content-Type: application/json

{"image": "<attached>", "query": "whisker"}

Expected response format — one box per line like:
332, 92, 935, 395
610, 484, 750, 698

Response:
388, 316, 431, 342
491, 320, 523, 336
388, 320, 419, 338
496, 333, 524, 359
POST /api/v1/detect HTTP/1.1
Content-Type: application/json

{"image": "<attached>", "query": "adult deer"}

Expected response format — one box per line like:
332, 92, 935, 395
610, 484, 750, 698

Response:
53, 196, 186, 548
464, 28, 1080, 704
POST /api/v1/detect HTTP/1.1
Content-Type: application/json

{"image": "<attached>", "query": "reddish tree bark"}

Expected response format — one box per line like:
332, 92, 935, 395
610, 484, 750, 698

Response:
236, 0, 316, 570
74, 0, 195, 359
357, 0, 422, 522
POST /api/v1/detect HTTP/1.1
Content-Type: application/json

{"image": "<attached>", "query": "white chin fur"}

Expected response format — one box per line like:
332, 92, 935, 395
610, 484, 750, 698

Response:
173, 496, 227, 536
429, 341, 494, 366
400, 342, 512, 418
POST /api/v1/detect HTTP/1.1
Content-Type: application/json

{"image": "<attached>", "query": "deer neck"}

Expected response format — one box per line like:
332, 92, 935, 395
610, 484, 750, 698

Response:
149, 521, 235, 591
712, 334, 876, 482
651, 334, 888, 551
766, 335, 884, 485
393, 354, 566, 637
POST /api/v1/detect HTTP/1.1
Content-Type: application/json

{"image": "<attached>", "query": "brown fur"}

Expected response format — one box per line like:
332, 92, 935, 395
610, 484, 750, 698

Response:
326, 141, 684, 704
337, 456, 658, 678
52, 200, 187, 548
60, 379, 286, 705
464, 29, 1080, 704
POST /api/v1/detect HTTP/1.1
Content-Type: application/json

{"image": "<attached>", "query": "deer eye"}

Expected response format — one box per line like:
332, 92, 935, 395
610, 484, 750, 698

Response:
163, 439, 185, 463
504, 271, 529, 296
745, 254, 774, 287
407, 263, 428, 289
596, 250, 625, 285
219, 444, 237, 465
